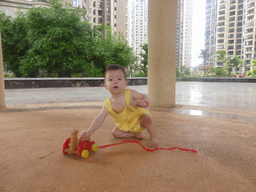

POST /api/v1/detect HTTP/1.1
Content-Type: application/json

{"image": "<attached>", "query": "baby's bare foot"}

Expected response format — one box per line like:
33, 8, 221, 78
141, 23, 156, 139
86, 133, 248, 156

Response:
134, 132, 143, 139
148, 137, 159, 147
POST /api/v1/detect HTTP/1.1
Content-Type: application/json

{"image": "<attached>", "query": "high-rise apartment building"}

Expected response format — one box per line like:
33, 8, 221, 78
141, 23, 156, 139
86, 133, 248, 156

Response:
204, 0, 217, 65
129, 0, 148, 63
79, 0, 129, 40
176, 0, 193, 68
209, 0, 255, 73
243, 0, 256, 71
216, 0, 244, 69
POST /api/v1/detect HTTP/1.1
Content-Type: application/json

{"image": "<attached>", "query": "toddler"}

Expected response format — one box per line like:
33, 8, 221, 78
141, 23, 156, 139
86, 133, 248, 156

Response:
79, 64, 158, 147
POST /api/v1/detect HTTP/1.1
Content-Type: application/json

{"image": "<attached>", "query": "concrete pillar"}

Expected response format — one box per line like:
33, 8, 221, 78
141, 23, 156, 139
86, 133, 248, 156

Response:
148, 0, 178, 108
0, 32, 6, 109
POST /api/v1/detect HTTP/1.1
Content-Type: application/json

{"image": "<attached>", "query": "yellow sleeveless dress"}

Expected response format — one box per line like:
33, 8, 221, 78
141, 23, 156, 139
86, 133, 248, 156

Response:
105, 89, 151, 133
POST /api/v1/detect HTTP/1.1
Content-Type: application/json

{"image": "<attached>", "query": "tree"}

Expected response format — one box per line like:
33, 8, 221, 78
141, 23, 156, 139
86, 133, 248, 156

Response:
198, 49, 209, 75
87, 24, 136, 76
230, 56, 242, 74
1, 0, 136, 77
139, 43, 148, 76
216, 50, 231, 75
1, 0, 92, 77
0, 11, 29, 77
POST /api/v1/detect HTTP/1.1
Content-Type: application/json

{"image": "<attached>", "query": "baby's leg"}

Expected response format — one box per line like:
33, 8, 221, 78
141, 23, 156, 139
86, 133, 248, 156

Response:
112, 126, 134, 138
139, 114, 159, 147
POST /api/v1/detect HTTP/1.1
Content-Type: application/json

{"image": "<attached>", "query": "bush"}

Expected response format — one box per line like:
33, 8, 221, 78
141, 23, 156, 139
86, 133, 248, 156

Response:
216, 68, 227, 76
252, 68, 256, 76
4, 73, 15, 78
246, 70, 252, 76
133, 71, 147, 77
181, 76, 203, 82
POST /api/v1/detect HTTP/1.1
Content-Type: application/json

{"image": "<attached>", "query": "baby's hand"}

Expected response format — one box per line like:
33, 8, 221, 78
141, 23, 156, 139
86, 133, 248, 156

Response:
135, 100, 148, 108
79, 130, 91, 140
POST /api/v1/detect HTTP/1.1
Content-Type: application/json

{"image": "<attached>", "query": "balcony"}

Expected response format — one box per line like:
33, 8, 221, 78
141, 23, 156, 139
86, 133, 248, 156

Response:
218, 11, 225, 16
245, 41, 253, 47
245, 35, 253, 40
246, 20, 254, 29
247, 4, 255, 12
245, 48, 253, 53
230, 5, 236, 10
218, 34, 225, 39
219, 5, 226, 10
218, 17, 225, 21
246, 28, 254, 34
244, 54, 252, 60
219, 1, 226, 4
217, 27, 225, 33
217, 46, 225, 49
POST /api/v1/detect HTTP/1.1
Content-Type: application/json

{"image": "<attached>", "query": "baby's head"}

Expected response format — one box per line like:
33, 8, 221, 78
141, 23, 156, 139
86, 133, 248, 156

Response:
104, 65, 127, 93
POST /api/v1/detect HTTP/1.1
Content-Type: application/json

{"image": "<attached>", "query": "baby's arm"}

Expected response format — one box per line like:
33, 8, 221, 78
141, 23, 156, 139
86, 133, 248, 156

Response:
79, 105, 108, 140
130, 89, 151, 108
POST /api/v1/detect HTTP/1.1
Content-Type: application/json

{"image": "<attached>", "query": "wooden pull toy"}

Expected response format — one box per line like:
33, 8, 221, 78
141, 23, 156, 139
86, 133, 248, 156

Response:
62, 130, 98, 158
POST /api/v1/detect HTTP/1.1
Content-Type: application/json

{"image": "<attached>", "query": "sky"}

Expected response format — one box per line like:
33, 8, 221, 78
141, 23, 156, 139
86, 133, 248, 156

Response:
191, 0, 206, 67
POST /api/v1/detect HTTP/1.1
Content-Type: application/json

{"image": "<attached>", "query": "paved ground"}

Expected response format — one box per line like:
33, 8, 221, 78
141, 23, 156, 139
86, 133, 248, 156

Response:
4, 82, 256, 111
1, 82, 256, 191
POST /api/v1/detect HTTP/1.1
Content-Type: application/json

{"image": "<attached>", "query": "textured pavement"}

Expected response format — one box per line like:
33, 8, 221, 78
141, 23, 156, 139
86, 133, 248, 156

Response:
1, 82, 256, 191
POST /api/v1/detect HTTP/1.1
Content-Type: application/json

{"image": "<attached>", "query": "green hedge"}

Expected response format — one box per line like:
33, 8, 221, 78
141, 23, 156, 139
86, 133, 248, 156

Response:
181, 76, 203, 82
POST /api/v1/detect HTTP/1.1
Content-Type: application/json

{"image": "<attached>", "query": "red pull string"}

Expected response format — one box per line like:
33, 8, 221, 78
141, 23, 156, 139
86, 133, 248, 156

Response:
98, 140, 197, 153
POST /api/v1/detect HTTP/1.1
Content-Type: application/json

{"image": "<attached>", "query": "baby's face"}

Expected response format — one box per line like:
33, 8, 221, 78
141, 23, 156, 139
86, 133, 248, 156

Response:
104, 70, 127, 95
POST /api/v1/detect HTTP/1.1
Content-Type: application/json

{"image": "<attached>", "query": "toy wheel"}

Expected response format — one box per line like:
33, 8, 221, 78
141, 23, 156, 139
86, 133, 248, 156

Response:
81, 150, 89, 158
91, 144, 98, 152
62, 138, 71, 155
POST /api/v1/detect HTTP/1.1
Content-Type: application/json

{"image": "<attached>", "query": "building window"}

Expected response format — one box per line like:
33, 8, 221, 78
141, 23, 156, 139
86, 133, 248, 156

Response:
229, 23, 235, 27
93, 17, 96, 23
237, 39, 242, 44
228, 40, 234, 44
107, 15, 110, 21
228, 45, 233, 50
238, 4, 243, 9
230, 11, 235, 16
237, 22, 242, 26
98, 17, 103, 24
98, 2, 103, 8
228, 34, 234, 38
93, 1, 96, 7
107, 8, 111, 13
237, 16, 243, 21
93, 9, 96, 15
238, 10, 243, 15
98, 10, 103, 16
237, 28, 242, 32
229, 28, 234, 33
237, 34, 242, 38
114, 7, 117, 11
114, 23, 117, 27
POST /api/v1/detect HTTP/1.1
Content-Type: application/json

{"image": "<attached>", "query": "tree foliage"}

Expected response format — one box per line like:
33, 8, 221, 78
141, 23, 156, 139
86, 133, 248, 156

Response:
198, 49, 209, 75
215, 50, 232, 75
91, 25, 136, 76
0, 0, 136, 77
139, 43, 148, 76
